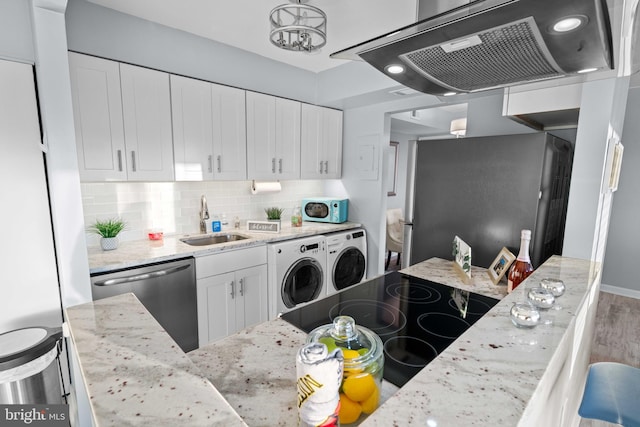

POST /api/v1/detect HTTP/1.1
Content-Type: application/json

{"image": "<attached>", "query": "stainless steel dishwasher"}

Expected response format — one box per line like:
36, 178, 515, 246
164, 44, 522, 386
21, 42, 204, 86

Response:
90, 257, 198, 352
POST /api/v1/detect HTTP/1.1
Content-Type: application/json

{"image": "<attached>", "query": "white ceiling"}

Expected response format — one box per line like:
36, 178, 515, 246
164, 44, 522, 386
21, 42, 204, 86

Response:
86, 0, 419, 72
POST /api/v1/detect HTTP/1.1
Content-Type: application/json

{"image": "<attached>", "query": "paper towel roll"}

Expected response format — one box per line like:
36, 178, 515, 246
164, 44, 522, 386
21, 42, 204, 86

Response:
251, 180, 281, 195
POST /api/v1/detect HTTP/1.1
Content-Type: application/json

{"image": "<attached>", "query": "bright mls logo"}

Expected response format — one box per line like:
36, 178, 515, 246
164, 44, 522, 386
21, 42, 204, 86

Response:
0, 405, 68, 426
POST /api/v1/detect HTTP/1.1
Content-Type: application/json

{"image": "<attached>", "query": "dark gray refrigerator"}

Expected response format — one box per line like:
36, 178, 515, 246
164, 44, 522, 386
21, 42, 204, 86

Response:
402, 133, 573, 269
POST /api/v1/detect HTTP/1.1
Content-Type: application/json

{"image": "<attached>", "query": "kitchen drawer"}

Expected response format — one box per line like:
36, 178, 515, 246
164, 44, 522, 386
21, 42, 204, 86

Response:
196, 245, 267, 279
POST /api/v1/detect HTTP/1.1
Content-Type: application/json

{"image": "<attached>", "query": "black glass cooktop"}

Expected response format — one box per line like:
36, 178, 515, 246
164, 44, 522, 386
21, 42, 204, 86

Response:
281, 271, 499, 387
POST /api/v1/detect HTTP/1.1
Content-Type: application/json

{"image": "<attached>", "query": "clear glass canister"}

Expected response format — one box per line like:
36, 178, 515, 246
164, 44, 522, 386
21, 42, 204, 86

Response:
306, 316, 384, 425
291, 206, 302, 227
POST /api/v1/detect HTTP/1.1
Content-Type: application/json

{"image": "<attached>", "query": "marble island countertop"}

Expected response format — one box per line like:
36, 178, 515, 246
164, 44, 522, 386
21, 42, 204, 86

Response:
400, 256, 509, 300
66, 256, 600, 426
88, 221, 360, 273
65, 293, 247, 426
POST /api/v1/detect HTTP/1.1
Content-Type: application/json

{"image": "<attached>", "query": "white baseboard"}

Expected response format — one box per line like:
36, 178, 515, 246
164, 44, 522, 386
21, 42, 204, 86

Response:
600, 283, 640, 299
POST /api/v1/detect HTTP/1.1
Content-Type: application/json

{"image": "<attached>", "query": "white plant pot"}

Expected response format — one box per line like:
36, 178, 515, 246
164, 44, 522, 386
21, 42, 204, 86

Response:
100, 237, 119, 251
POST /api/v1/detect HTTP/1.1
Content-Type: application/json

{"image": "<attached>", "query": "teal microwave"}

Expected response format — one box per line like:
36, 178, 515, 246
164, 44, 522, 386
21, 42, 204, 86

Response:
302, 198, 348, 223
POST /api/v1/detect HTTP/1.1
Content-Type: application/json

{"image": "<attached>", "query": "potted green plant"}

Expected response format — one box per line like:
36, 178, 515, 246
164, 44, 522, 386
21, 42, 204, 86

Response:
264, 207, 284, 222
88, 218, 126, 251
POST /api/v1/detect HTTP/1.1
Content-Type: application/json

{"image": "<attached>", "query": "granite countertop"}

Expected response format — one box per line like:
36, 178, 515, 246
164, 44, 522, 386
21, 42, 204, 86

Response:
88, 221, 360, 273
64, 293, 247, 426
67, 256, 599, 426
188, 320, 308, 426
189, 256, 597, 426
400, 257, 508, 300
189, 320, 399, 426
362, 255, 598, 426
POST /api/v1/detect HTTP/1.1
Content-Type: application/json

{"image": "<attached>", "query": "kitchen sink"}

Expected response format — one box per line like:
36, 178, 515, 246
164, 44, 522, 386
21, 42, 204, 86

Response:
180, 233, 250, 246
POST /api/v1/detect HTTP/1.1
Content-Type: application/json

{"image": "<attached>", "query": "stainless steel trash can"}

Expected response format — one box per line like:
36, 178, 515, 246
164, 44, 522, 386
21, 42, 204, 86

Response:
0, 326, 63, 404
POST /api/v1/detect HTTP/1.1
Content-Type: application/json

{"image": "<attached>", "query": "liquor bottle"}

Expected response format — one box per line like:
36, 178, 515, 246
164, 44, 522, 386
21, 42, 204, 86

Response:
507, 229, 534, 293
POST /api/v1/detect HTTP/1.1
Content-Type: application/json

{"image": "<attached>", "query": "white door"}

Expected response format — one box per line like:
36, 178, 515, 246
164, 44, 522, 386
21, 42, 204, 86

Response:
236, 265, 268, 330
322, 107, 343, 178
246, 91, 277, 179
120, 63, 174, 181
301, 104, 343, 179
275, 97, 301, 180
211, 83, 247, 180
0, 59, 62, 330
171, 75, 214, 181
301, 104, 324, 179
197, 272, 236, 346
68, 52, 127, 181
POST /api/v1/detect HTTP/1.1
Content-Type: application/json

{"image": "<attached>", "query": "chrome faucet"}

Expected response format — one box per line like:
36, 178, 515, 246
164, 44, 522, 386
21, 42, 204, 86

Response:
199, 195, 210, 233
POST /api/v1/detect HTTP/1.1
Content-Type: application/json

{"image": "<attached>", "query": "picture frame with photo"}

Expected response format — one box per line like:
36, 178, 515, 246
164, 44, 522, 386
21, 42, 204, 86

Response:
487, 247, 516, 285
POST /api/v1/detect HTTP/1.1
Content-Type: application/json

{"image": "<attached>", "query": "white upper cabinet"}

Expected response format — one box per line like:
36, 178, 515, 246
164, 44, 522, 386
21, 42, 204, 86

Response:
69, 52, 127, 181
301, 104, 343, 179
246, 91, 300, 180
171, 75, 247, 181
120, 63, 174, 181
211, 83, 247, 180
70, 53, 342, 183
171, 75, 214, 180
69, 53, 174, 181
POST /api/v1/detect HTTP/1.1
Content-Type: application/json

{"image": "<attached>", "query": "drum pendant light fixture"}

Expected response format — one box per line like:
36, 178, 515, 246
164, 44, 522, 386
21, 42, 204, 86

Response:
270, 0, 327, 52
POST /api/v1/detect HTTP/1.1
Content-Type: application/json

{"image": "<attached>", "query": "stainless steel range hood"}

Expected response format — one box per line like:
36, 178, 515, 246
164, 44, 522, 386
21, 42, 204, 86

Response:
331, 0, 636, 96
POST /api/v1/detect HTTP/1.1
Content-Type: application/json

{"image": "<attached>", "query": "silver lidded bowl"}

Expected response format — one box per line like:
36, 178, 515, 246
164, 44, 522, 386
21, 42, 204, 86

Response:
510, 302, 541, 328
539, 278, 565, 297
527, 287, 556, 309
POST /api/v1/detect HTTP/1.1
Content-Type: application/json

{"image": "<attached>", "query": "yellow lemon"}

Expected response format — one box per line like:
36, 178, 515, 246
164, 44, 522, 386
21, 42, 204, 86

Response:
341, 349, 360, 360
342, 372, 376, 402
338, 393, 362, 424
343, 367, 364, 376
360, 385, 380, 414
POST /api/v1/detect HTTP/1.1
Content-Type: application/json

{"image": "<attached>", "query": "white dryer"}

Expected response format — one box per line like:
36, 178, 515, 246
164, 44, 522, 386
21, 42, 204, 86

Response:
267, 235, 327, 318
326, 228, 367, 296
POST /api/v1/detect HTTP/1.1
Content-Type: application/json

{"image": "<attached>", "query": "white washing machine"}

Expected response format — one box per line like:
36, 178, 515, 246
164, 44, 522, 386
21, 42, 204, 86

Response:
326, 228, 367, 296
267, 235, 327, 318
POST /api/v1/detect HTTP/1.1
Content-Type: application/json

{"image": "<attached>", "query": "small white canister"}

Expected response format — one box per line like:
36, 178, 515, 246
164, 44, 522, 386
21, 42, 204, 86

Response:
296, 342, 343, 427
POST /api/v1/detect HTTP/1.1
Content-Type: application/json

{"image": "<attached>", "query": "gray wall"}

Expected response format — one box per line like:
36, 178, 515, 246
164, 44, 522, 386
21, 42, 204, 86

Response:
0, 0, 35, 62
602, 86, 640, 294
65, 0, 318, 104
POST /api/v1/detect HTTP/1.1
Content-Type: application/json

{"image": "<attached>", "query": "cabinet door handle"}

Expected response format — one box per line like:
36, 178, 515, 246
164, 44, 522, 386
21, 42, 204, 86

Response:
230, 281, 235, 299
272, 158, 276, 173
208, 155, 213, 173
319, 160, 323, 174
278, 158, 283, 174
324, 160, 328, 174
131, 151, 136, 172
239, 278, 244, 296
117, 150, 123, 172
217, 155, 222, 173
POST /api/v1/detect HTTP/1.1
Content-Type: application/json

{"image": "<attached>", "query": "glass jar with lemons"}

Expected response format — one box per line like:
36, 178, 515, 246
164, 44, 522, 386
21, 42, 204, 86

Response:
306, 316, 384, 425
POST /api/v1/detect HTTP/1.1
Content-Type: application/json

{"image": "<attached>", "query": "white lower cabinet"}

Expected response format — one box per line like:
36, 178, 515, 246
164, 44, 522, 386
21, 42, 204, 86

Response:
196, 246, 268, 347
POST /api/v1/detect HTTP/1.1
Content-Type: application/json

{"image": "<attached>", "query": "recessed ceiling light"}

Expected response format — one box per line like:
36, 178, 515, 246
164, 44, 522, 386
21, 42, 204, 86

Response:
578, 67, 598, 74
386, 64, 405, 74
552, 16, 587, 33
443, 92, 457, 96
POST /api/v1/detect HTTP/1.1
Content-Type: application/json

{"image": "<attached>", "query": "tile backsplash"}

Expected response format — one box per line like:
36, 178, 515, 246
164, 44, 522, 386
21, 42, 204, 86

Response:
81, 180, 327, 246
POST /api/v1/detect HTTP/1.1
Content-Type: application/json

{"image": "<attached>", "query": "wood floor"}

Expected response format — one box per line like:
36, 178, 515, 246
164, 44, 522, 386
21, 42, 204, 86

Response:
590, 290, 640, 366
579, 290, 640, 427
